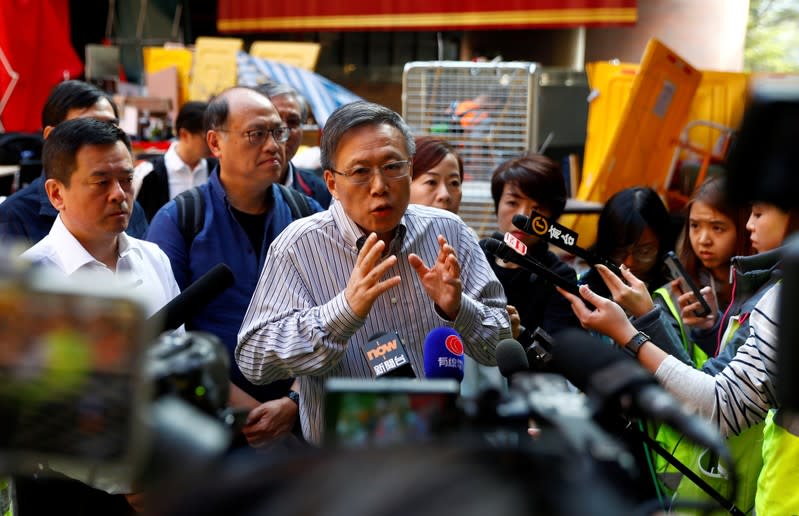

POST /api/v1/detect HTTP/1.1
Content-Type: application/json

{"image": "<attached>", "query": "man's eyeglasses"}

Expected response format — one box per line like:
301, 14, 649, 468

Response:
218, 126, 290, 146
329, 160, 412, 185
610, 243, 659, 264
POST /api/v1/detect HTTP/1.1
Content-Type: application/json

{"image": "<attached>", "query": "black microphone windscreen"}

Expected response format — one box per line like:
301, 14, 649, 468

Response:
495, 338, 529, 379
356, 235, 368, 252
151, 263, 235, 331
549, 329, 630, 392
480, 237, 502, 255
511, 214, 529, 230
552, 334, 728, 462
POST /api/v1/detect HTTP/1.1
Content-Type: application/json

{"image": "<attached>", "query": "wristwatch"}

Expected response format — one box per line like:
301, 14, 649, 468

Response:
287, 390, 300, 406
624, 331, 650, 357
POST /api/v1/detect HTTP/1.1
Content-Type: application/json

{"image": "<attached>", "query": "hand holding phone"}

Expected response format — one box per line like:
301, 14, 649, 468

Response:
675, 285, 718, 330
663, 251, 712, 318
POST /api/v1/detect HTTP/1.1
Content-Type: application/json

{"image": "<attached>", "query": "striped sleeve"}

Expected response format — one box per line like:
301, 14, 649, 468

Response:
449, 219, 511, 365
235, 220, 364, 384
655, 283, 780, 437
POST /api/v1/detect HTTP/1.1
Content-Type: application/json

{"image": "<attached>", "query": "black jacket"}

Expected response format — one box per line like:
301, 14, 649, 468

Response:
137, 155, 218, 222
287, 162, 331, 209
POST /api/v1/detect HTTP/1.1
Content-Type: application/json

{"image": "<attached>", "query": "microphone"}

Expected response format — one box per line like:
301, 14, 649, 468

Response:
480, 237, 584, 298
423, 327, 465, 382
512, 213, 622, 277
549, 328, 730, 462
495, 338, 529, 380
494, 338, 635, 469
356, 235, 368, 252
149, 263, 235, 331
361, 331, 416, 378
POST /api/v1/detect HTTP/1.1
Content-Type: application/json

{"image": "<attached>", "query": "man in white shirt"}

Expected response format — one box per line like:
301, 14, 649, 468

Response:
23, 117, 180, 314
136, 101, 213, 221
19, 116, 181, 513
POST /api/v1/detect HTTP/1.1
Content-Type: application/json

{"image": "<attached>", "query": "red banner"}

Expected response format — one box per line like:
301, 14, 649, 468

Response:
0, 0, 83, 132
218, 0, 637, 33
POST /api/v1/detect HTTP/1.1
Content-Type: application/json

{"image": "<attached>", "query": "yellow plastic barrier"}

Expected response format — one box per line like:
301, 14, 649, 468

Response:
563, 39, 748, 247
581, 60, 638, 190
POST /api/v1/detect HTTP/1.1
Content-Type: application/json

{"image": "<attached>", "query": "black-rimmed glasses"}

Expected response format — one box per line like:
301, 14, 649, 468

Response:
218, 126, 290, 146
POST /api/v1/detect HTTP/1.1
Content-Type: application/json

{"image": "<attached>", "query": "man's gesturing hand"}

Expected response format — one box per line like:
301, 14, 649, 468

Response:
408, 235, 462, 320
345, 233, 402, 318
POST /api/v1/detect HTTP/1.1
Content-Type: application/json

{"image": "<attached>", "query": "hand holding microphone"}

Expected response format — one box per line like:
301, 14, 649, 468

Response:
549, 329, 730, 469
507, 305, 521, 339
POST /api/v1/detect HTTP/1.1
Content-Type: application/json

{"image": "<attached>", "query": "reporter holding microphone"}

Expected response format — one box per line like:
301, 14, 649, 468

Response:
482, 153, 581, 344
558, 255, 784, 513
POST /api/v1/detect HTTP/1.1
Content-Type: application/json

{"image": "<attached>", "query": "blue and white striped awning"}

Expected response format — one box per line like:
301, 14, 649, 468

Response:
237, 52, 361, 126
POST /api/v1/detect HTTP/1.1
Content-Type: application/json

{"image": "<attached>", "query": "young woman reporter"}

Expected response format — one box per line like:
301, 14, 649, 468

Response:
612, 177, 752, 367
581, 187, 675, 300
558, 200, 799, 513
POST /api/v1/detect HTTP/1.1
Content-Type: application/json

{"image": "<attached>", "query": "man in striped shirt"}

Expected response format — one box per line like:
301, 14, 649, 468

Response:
237, 101, 511, 443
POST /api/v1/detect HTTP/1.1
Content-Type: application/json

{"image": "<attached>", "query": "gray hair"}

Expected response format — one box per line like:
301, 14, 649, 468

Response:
320, 101, 415, 172
254, 82, 309, 122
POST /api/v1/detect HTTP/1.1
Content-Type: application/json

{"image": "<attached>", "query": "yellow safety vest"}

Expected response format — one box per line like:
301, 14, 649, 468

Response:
669, 314, 764, 514
650, 287, 710, 492
756, 410, 799, 515
0, 477, 12, 516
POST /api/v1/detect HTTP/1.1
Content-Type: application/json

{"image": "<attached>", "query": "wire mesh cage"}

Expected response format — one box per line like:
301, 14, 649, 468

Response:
402, 61, 541, 237
403, 61, 541, 183
402, 61, 592, 238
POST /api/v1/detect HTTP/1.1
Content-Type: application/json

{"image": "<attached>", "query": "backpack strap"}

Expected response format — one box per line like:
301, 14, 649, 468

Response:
173, 184, 308, 249
276, 183, 314, 219
171, 157, 215, 246
174, 187, 205, 248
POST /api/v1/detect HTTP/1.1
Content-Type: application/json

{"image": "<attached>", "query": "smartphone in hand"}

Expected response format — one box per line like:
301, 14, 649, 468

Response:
663, 251, 712, 318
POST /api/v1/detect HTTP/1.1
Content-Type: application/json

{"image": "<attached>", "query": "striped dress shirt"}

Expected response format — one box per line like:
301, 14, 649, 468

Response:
655, 282, 780, 437
237, 202, 511, 443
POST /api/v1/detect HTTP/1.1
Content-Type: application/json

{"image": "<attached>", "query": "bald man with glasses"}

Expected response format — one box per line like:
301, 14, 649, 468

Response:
146, 87, 322, 450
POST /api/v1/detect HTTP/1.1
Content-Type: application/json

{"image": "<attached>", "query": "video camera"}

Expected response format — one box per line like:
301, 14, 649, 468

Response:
321, 367, 640, 513
0, 253, 235, 498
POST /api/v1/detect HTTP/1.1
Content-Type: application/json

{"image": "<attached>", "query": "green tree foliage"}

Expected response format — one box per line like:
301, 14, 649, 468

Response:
745, 0, 799, 72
